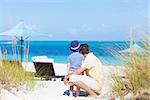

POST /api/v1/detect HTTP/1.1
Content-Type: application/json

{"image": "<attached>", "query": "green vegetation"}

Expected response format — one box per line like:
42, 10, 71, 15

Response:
112, 42, 150, 99
0, 60, 35, 91
0, 40, 35, 92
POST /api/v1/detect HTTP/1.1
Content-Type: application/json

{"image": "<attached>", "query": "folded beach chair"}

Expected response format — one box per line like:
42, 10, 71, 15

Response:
32, 56, 65, 80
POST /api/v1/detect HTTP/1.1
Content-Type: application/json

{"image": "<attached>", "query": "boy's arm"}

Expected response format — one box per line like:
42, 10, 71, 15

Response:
64, 74, 69, 85
67, 63, 70, 74
67, 55, 71, 74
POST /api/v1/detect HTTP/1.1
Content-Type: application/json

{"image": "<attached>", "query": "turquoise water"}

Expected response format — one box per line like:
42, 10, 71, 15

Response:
0, 41, 130, 65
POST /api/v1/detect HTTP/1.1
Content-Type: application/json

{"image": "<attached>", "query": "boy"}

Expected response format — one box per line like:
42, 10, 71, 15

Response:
65, 44, 102, 96
67, 40, 84, 96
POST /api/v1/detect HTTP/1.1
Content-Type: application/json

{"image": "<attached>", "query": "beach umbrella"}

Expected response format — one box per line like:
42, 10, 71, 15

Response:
119, 43, 146, 53
0, 21, 32, 63
0, 21, 31, 37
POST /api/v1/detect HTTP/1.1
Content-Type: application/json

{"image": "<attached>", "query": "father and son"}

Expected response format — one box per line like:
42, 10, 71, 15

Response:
64, 40, 102, 97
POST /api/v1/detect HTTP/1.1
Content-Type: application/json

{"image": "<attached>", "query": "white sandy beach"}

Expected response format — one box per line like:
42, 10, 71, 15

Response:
0, 62, 125, 100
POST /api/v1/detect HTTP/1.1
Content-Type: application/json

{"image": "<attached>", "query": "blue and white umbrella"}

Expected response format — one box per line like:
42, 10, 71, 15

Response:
0, 21, 32, 38
119, 43, 147, 53
0, 21, 32, 62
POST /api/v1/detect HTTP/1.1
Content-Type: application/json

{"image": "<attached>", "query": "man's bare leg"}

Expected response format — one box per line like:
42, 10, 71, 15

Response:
74, 81, 97, 96
76, 86, 80, 97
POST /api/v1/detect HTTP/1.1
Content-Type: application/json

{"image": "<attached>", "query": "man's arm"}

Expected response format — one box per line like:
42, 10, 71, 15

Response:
72, 67, 86, 75
64, 67, 86, 85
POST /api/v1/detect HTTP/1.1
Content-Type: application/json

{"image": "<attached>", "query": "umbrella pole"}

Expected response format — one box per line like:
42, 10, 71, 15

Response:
20, 36, 24, 63
130, 27, 133, 54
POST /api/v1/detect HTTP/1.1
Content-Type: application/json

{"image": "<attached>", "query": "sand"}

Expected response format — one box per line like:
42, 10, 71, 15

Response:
0, 62, 125, 100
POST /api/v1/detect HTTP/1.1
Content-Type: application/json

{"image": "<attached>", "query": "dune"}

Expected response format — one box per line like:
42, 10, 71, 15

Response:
0, 62, 125, 100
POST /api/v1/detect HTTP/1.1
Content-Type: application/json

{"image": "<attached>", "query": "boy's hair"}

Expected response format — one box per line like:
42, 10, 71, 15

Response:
79, 44, 89, 54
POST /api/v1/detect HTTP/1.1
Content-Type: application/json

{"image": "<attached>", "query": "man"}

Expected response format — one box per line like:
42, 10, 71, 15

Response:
64, 44, 103, 96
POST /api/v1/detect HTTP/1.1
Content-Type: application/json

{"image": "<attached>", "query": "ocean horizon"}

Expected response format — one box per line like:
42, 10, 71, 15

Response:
0, 41, 132, 65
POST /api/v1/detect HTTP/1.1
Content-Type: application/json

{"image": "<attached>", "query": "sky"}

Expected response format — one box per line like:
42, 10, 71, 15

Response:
0, 0, 149, 41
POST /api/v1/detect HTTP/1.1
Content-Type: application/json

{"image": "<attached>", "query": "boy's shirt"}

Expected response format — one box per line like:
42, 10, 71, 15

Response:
67, 52, 84, 71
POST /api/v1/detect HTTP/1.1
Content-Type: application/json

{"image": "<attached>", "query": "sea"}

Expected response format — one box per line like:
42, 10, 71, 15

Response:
0, 41, 131, 65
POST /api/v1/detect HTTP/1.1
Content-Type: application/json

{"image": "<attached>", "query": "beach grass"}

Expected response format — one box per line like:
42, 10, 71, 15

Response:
0, 41, 35, 93
112, 37, 150, 99
0, 60, 35, 91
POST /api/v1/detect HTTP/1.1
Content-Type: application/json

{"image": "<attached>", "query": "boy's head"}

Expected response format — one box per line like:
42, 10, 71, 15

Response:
70, 40, 80, 52
79, 44, 89, 57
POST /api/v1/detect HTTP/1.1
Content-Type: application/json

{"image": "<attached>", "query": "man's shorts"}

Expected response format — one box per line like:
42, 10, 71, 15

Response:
70, 75, 97, 91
